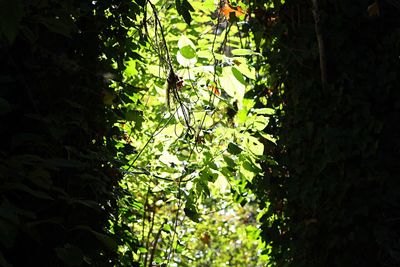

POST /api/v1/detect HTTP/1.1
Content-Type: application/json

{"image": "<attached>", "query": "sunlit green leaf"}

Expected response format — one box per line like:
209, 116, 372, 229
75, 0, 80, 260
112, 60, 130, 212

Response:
197, 50, 213, 59
244, 135, 264, 156
178, 35, 196, 50
213, 176, 230, 192
248, 115, 269, 131
219, 67, 246, 103
231, 49, 262, 56
159, 151, 180, 166
254, 108, 275, 115
147, 65, 167, 78
138, 247, 148, 253
232, 67, 246, 85
180, 45, 196, 59
177, 51, 197, 67
163, 224, 172, 232
233, 58, 256, 79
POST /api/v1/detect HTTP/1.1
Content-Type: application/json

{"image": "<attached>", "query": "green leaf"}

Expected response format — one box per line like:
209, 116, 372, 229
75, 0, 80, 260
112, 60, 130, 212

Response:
176, 0, 195, 25
162, 224, 172, 232
125, 110, 144, 129
75, 226, 118, 251
0, 199, 36, 222
236, 109, 248, 125
196, 177, 211, 197
178, 35, 196, 50
242, 159, 262, 173
185, 190, 201, 222
231, 49, 262, 56
249, 115, 269, 131
29, 168, 52, 189
239, 166, 254, 182
125, 60, 139, 77
45, 158, 84, 169
55, 245, 84, 267
184, 207, 200, 222
0, 250, 12, 267
0, 97, 11, 115
180, 45, 196, 59
177, 50, 197, 67
232, 67, 246, 84
191, 0, 215, 11
177, 34, 197, 63
223, 155, 236, 168
260, 132, 276, 143
138, 247, 148, 253
233, 58, 256, 80
147, 65, 167, 78
159, 151, 180, 166
227, 142, 243, 155
254, 108, 275, 115
6, 183, 53, 200
39, 17, 76, 38
213, 176, 230, 192
244, 136, 264, 156
197, 50, 213, 59
0, 219, 17, 249
219, 67, 246, 103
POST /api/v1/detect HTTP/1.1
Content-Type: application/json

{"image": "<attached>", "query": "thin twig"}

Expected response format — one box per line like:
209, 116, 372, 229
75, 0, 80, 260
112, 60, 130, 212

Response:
125, 112, 175, 172
139, 185, 151, 264
125, 170, 174, 181
148, 220, 167, 266
143, 207, 156, 267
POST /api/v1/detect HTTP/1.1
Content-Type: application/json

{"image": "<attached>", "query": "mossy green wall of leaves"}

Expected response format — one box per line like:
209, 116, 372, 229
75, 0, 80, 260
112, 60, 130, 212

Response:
251, 0, 400, 266
0, 1, 144, 266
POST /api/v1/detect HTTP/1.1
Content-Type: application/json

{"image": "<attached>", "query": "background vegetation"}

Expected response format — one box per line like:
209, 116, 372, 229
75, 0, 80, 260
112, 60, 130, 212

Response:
114, 1, 269, 265
1, 0, 400, 267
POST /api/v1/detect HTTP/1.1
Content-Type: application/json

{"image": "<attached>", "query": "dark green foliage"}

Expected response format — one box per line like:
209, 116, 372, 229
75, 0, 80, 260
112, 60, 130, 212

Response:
0, 0, 143, 266
175, 0, 195, 25
250, 0, 400, 266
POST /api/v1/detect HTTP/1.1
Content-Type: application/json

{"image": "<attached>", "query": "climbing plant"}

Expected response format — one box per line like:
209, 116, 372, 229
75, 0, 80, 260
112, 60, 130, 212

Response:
111, 0, 272, 266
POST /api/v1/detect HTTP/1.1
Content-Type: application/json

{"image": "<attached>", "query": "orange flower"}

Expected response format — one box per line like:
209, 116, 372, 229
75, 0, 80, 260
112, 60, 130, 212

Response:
220, 3, 245, 19
200, 232, 211, 245
208, 85, 221, 96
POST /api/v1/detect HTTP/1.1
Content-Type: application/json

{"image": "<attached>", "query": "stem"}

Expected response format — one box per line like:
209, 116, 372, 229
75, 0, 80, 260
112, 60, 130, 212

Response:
311, 0, 328, 91
144, 207, 156, 267
126, 112, 175, 172
149, 220, 166, 266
